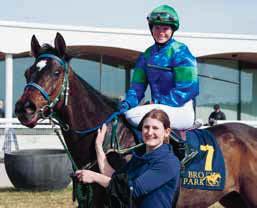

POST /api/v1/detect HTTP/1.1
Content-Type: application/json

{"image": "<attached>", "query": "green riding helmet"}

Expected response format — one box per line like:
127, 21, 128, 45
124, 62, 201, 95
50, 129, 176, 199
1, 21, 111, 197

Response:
147, 5, 179, 31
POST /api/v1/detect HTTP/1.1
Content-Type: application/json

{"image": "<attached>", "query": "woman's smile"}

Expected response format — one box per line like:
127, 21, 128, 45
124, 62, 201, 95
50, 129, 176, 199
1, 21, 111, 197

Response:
142, 117, 170, 152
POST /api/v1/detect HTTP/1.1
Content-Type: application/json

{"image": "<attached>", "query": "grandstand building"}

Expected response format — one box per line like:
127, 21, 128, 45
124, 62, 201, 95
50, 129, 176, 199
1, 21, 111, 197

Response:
0, 20, 257, 124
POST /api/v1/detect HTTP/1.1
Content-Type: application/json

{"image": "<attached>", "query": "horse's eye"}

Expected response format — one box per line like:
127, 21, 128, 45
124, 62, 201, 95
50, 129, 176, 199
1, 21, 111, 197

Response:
53, 70, 61, 76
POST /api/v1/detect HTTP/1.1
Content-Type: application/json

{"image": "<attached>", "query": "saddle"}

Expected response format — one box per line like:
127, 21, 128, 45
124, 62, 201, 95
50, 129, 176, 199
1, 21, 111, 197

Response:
169, 120, 203, 168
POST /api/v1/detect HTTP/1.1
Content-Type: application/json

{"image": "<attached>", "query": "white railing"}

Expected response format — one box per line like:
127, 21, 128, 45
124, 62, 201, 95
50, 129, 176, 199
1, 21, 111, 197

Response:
0, 118, 55, 129
0, 118, 63, 152
1, 118, 256, 129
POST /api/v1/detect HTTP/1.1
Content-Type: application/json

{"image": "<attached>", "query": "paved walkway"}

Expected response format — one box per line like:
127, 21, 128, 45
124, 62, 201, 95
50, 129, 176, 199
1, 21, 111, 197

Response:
0, 161, 13, 187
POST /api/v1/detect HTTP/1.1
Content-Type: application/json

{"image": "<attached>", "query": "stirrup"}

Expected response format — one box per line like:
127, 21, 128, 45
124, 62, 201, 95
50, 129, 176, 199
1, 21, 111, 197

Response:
181, 149, 199, 168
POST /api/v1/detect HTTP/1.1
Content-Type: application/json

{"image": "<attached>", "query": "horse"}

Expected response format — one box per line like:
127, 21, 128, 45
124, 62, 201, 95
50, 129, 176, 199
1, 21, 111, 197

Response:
15, 33, 257, 208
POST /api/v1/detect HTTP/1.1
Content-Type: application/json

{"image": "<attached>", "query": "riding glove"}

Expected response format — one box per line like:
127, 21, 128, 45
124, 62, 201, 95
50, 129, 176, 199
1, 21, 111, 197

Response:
118, 101, 130, 113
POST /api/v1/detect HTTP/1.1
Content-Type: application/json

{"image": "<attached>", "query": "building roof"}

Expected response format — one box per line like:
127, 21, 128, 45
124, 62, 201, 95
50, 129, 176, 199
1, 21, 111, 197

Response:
1, 20, 257, 67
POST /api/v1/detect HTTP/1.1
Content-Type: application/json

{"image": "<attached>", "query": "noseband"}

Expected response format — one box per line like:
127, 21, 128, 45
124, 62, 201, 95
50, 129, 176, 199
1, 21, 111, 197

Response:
25, 54, 70, 119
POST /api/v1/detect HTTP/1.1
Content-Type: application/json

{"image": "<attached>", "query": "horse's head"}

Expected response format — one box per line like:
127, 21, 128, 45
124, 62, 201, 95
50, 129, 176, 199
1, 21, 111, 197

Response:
15, 33, 71, 128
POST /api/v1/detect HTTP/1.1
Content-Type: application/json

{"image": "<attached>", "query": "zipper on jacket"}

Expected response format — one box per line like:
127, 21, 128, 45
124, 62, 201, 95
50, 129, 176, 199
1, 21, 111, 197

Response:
147, 64, 172, 71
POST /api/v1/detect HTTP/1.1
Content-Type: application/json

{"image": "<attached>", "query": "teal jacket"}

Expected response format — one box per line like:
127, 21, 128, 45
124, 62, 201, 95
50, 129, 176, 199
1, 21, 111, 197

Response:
124, 38, 199, 108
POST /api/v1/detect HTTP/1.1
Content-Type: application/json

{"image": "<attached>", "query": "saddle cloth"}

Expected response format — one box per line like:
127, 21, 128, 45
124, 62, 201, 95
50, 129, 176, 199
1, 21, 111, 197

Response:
181, 129, 225, 190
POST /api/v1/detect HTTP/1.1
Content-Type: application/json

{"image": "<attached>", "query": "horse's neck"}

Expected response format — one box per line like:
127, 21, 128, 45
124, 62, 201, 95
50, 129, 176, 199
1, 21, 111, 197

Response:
68, 71, 136, 147
55, 70, 136, 168
59, 71, 115, 130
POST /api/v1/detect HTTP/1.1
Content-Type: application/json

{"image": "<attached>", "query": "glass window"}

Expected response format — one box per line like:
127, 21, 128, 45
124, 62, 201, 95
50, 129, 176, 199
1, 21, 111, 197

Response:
240, 67, 257, 120
102, 64, 126, 98
0, 60, 5, 101
70, 58, 100, 90
13, 57, 34, 113
196, 59, 239, 122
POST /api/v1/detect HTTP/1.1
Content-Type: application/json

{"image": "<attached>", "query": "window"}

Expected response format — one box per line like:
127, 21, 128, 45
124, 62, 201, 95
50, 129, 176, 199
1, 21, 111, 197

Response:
240, 66, 257, 120
70, 58, 100, 90
102, 64, 126, 98
0, 60, 5, 101
196, 59, 239, 122
13, 57, 34, 111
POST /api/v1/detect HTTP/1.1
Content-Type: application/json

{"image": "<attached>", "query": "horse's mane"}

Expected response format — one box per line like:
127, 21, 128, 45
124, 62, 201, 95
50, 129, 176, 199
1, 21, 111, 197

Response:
74, 72, 118, 109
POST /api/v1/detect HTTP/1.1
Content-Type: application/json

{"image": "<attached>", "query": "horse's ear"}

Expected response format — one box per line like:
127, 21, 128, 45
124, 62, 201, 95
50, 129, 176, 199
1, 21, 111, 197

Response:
31, 35, 41, 57
54, 32, 66, 57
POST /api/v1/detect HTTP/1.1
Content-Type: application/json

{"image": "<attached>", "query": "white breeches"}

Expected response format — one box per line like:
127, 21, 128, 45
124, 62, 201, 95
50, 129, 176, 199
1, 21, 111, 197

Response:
124, 100, 195, 130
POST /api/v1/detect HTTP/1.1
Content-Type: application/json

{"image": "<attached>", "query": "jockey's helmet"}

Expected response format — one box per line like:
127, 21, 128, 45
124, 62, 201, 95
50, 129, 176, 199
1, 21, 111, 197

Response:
147, 5, 179, 31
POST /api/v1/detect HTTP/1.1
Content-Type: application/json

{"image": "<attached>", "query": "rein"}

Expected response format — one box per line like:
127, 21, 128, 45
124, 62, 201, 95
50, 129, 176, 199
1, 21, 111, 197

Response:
25, 53, 143, 207
53, 127, 93, 208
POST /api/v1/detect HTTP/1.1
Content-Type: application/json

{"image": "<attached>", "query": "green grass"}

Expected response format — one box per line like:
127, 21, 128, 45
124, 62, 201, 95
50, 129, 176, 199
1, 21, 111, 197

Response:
0, 186, 223, 208
0, 186, 77, 208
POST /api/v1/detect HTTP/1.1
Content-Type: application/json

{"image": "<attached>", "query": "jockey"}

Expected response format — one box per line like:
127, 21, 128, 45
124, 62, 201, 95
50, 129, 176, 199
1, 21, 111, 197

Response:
119, 5, 199, 163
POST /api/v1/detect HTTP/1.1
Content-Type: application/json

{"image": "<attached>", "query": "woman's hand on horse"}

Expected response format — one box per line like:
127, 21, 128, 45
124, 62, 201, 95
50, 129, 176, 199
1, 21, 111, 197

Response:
95, 124, 107, 147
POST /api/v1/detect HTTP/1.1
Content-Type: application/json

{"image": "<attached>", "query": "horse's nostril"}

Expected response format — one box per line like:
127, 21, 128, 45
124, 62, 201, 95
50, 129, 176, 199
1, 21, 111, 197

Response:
15, 100, 36, 116
24, 101, 31, 108
24, 101, 36, 115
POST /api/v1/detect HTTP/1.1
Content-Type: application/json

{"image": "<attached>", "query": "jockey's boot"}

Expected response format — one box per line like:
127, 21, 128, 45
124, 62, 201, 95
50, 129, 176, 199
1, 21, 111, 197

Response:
180, 143, 199, 168
169, 135, 186, 161
169, 132, 198, 168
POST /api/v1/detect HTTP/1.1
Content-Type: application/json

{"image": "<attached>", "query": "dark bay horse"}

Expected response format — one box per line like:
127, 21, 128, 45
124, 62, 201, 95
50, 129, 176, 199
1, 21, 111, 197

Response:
15, 33, 257, 208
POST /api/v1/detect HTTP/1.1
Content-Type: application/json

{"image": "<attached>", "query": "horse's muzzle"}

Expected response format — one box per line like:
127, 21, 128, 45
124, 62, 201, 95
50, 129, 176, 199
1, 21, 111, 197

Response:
15, 99, 38, 127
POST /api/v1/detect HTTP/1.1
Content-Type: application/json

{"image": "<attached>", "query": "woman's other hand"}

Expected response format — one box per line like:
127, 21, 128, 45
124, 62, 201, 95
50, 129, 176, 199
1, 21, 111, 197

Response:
75, 169, 111, 187
95, 123, 107, 147
76, 170, 95, 184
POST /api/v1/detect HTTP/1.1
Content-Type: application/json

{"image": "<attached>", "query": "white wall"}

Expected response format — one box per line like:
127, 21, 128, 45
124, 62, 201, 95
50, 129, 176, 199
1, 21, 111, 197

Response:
1, 20, 257, 56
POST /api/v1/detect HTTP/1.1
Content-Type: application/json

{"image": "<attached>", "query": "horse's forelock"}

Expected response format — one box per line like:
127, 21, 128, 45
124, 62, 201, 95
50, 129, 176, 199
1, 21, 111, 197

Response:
38, 44, 71, 62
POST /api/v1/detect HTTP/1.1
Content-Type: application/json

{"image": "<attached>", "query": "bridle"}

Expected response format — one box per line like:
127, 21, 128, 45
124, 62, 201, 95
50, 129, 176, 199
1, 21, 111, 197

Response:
24, 54, 70, 122
23, 53, 120, 134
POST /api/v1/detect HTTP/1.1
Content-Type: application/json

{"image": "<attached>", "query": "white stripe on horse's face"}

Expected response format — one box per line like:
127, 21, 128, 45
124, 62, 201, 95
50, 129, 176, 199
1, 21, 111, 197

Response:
36, 60, 47, 72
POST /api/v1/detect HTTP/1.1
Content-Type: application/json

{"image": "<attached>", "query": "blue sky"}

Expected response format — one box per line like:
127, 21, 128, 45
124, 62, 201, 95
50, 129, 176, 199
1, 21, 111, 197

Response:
1, 0, 257, 35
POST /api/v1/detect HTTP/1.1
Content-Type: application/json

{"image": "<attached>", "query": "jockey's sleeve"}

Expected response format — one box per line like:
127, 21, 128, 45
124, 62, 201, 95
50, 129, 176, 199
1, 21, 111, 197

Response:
130, 156, 180, 197
124, 54, 148, 108
160, 45, 199, 107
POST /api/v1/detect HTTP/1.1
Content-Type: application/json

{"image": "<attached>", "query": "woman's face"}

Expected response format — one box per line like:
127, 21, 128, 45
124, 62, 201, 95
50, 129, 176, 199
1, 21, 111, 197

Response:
152, 25, 173, 44
142, 117, 170, 152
